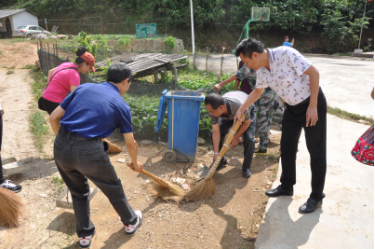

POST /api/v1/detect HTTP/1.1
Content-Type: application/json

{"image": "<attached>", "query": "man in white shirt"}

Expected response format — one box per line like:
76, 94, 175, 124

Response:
234, 38, 327, 214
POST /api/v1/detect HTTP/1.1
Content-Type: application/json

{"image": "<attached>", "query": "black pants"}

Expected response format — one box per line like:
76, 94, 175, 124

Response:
38, 96, 60, 115
0, 113, 4, 184
213, 105, 256, 171
54, 128, 137, 237
280, 88, 327, 202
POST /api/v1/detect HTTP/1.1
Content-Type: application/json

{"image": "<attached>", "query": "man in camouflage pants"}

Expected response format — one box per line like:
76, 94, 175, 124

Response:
214, 61, 284, 155
255, 89, 284, 155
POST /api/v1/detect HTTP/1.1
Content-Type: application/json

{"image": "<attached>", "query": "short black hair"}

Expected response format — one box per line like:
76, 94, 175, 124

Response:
205, 93, 225, 110
107, 63, 132, 84
284, 36, 289, 40
75, 46, 87, 65
235, 37, 265, 58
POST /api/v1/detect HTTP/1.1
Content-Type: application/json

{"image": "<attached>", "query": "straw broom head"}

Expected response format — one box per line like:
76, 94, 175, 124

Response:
183, 114, 246, 202
0, 188, 23, 228
146, 181, 183, 203
183, 178, 216, 202
102, 138, 122, 154
129, 163, 185, 202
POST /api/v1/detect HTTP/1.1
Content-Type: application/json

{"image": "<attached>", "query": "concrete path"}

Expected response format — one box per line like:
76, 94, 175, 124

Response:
307, 56, 374, 118
188, 54, 374, 118
255, 114, 374, 249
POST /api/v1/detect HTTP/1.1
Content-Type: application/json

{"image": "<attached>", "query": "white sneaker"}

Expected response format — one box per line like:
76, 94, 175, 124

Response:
79, 230, 95, 248
0, 180, 22, 193
125, 210, 142, 236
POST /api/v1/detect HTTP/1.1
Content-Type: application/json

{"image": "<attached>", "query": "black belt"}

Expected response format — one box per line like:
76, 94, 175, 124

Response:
58, 127, 100, 141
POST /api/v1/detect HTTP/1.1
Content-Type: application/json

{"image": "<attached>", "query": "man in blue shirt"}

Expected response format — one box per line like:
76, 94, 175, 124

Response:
283, 36, 294, 47
49, 63, 143, 248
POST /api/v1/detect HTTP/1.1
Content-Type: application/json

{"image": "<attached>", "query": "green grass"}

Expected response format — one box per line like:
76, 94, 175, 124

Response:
29, 110, 48, 151
328, 106, 374, 125
333, 52, 351, 56
51, 176, 65, 195
21, 64, 34, 69
8, 66, 15, 69
267, 151, 277, 160
29, 66, 50, 151
6, 70, 14, 74
31, 67, 48, 101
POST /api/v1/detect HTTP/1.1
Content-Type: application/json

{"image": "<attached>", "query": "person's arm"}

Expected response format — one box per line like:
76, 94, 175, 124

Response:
70, 85, 78, 92
123, 133, 143, 172
371, 87, 374, 100
231, 119, 250, 148
212, 123, 221, 161
234, 88, 264, 123
49, 106, 65, 135
291, 38, 294, 47
214, 74, 238, 91
235, 79, 240, 91
303, 65, 319, 127
47, 67, 57, 82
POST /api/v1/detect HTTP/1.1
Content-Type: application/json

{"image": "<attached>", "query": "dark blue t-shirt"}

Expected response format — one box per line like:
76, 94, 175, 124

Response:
60, 82, 133, 139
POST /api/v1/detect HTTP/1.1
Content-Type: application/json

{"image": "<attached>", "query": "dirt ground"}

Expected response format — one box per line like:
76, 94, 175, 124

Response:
0, 40, 281, 249
0, 41, 38, 69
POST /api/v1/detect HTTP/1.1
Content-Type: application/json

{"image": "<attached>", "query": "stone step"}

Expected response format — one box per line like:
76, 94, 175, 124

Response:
2, 157, 17, 165
56, 186, 98, 209
3, 161, 30, 175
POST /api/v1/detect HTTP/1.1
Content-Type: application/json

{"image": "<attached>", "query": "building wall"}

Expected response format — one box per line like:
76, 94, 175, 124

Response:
0, 17, 6, 32
12, 11, 38, 30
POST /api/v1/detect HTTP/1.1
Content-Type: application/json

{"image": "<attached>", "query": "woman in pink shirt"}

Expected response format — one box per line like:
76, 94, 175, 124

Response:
38, 46, 95, 114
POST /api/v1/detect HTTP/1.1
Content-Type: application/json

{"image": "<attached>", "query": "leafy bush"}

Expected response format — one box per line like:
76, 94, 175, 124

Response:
118, 37, 131, 48
164, 36, 177, 50
77, 31, 98, 58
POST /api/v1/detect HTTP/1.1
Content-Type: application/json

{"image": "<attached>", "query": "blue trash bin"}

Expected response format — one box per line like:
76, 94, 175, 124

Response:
155, 90, 205, 163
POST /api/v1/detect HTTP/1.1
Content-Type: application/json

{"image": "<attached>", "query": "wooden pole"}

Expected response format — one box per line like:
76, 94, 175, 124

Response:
100, 16, 104, 35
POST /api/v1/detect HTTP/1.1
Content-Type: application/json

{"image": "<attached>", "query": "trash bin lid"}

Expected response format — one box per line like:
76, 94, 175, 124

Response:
165, 91, 205, 102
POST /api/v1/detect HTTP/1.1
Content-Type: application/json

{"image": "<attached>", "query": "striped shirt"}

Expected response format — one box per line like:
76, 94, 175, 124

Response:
210, 91, 254, 125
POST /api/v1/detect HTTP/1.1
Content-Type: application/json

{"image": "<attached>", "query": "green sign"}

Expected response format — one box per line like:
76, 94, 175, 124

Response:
135, 23, 157, 39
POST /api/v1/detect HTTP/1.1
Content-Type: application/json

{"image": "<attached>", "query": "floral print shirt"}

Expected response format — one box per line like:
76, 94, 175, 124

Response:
256, 47, 312, 106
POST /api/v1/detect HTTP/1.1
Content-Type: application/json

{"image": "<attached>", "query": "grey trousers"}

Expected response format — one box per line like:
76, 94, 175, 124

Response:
54, 127, 137, 237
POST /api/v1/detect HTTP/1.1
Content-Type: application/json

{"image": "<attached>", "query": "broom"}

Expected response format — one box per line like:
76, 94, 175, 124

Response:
0, 188, 23, 228
128, 162, 185, 202
102, 138, 122, 154
184, 114, 246, 201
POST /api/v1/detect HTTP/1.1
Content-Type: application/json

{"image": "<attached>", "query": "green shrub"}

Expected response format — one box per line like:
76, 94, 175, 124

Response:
164, 36, 177, 50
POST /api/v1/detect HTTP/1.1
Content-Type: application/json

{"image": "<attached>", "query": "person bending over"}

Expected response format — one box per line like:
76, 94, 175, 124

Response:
234, 37, 327, 214
214, 58, 284, 156
205, 91, 256, 178
50, 63, 143, 248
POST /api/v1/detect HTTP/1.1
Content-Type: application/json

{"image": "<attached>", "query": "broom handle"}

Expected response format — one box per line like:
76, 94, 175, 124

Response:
128, 163, 169, 188
204, 113, 246, 180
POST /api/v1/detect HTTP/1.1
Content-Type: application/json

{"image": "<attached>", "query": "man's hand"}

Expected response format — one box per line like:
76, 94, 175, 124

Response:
129, 161, 143, 172
231, 138, 239, 148
1, 109, 4, 116
234, 109, 245, 125
214, 84, 222, 92
306, 105, 318, 127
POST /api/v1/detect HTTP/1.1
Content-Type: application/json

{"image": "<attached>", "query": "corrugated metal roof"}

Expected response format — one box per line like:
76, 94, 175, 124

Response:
0, 9, 37, 19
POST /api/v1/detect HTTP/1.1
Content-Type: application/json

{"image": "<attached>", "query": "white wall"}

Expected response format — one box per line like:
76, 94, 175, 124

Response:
12, 11, 38, 30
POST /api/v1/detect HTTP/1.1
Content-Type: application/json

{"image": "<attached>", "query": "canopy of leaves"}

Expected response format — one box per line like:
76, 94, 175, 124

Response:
1, 0, 373, 49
